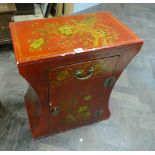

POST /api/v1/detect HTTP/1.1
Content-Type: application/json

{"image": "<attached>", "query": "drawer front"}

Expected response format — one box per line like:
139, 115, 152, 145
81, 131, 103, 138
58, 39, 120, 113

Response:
49, 56, 119, 131
49, 56, 118, 88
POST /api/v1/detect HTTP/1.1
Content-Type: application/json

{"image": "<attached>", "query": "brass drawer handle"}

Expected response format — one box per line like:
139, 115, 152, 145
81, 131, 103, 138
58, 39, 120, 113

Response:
75, 67, 94, 80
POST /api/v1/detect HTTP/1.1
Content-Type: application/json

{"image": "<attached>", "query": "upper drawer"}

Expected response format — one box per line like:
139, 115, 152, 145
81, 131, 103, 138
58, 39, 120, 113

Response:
49, 56, 119, 88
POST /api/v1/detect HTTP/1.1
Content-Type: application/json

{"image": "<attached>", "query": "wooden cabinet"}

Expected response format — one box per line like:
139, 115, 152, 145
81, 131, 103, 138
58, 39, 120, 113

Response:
9, 12, 143, 139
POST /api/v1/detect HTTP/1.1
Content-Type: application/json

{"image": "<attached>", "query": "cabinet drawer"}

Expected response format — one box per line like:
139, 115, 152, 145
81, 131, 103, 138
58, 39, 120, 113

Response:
49, 56, 119, 88
49, 56, 119, 131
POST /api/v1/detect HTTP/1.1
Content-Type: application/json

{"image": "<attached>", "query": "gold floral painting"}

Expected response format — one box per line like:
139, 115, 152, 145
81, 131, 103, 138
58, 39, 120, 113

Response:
28, 13, 119, 51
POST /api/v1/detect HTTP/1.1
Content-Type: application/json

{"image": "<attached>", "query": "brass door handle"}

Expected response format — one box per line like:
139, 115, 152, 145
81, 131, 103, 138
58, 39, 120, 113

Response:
75, 67, 94, 80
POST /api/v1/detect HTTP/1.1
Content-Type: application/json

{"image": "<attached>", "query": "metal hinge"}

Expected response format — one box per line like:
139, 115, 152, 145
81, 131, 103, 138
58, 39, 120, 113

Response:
95, 109, 103, 118
104, 77, 116, 88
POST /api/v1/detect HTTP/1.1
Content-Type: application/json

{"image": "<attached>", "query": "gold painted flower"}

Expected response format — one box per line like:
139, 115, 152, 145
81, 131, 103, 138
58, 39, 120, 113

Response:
84, 95, 92, 101
29, 38, 45, 50
58, 25, 73, 35
77, 106, 90, 119
56, 70, 70, 81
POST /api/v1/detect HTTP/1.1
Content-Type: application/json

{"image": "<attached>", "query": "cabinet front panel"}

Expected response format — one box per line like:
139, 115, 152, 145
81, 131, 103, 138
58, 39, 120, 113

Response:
49, 56, 119, 131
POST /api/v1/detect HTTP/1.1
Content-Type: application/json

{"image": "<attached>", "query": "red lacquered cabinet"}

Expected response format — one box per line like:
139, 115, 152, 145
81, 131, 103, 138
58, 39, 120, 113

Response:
9, 12, 143, 139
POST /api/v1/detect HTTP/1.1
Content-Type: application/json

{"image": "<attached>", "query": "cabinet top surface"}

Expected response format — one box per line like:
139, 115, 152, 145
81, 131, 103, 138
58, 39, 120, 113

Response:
9, 12, 143, 64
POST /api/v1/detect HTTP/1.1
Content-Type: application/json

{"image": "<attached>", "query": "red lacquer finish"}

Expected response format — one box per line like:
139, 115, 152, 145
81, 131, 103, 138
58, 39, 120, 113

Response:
9, 12, 143, 139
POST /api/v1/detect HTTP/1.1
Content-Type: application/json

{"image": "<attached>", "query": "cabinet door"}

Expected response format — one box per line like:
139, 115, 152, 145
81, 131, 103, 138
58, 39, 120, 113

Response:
49, 56, 119, 132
